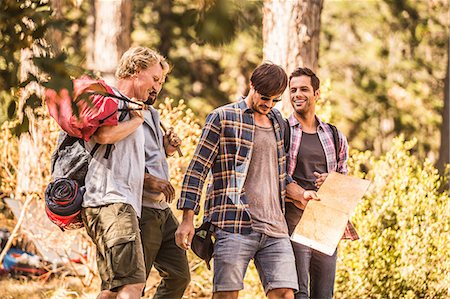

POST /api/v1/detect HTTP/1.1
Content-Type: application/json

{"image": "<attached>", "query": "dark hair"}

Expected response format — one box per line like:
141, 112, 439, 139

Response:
289, 67, 320, 92
250, 62, 288, 96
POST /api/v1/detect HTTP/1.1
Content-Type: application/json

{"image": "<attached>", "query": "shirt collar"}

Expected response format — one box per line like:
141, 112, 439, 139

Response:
288, 114, 325, 130
237, 98, 252, 113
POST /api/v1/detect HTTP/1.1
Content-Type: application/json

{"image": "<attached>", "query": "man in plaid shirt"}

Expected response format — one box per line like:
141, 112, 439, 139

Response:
176, 63, 300, 299
284, 67, 359, 299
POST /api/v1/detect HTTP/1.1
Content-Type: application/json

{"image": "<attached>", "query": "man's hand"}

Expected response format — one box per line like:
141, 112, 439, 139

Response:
313, 172, 329, 188
129, 99, 145, 122
163, 127, 182, 156
175, 210, 195, 250
144, 173, 175, 203
286, 182, 320, 210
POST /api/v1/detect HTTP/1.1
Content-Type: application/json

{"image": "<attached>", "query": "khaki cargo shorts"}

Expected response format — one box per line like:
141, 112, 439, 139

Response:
82, 203, 146, 291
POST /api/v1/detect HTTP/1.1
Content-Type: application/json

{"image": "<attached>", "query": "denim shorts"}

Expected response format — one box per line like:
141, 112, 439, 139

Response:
212, 229, 298, 293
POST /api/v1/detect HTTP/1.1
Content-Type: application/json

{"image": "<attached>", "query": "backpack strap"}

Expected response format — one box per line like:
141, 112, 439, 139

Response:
271, 109, 290, 153
87, 90, 131, 160
90, 143, 101, 157
103, 107, 129, 159
328, 123, 340, 165
284, 118, 291, 153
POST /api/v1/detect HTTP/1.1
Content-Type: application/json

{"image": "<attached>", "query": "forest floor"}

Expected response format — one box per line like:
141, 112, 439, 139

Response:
0, 260, 265, 298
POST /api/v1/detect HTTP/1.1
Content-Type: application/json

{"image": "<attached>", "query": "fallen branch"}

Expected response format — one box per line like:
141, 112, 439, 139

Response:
0, 195, 34, 267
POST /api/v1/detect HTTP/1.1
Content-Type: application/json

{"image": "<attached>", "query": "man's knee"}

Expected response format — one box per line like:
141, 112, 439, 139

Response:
267, 288, 294, 299
213, 291, 239, 299
177, 271, 191, 290
97, 290, 117, 299
116, 283, 145, 299
159, 259, 191, 289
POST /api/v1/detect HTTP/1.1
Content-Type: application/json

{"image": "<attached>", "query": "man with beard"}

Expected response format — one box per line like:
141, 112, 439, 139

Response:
176, 62, 300, 299
82, 46, 164, 299
284, 67, 359, 299
139, 49, 190, 298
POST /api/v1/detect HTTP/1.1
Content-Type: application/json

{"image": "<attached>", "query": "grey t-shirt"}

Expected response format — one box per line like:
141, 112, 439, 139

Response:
244, 125, 288, 238
142, 107, 170, 210
82, 95, 145, 217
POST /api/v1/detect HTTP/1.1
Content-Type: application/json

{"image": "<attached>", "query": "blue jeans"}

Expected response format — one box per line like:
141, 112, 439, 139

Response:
212, 228, 299, 294
286, 202, 337, 299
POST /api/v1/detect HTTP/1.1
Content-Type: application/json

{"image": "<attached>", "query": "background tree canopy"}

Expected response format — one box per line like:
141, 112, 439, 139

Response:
1, 0, 447, 164
0, 0, 448, 297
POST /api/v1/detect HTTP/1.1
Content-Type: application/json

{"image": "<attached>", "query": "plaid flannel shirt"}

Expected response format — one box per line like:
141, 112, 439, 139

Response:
287, 114, 359, 241
177, 100, 290, 234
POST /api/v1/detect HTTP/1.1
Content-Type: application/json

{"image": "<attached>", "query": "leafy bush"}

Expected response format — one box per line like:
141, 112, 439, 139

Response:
336, 136, 450, 298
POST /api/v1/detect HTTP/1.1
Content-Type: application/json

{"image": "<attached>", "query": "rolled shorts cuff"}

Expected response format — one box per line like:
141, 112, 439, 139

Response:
212, 282, 245, 293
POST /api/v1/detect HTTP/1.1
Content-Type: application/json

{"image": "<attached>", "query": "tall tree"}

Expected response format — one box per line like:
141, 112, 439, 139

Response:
437, 52, 449, 183
262, 0, 324, 113
89, 0, 132, 85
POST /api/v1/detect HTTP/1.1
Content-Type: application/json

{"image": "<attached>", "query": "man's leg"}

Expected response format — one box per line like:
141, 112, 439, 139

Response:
291, 242, 312, 299
82, 204, 146, 297
96, 290, 117, 299
309, 249, 337, 299
212, 291, 239, 299
116, 283, 145, 299
212, 229, 259, 297
139, 207, 164, 279
285, 203, 311, 299
152, 209, 190, 299
253, 235, 298, 298
267, 288, 294, 299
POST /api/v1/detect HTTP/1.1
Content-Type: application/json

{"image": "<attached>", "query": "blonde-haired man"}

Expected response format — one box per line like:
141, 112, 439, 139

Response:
138, 49, 190, 298
82, 46, 168, 299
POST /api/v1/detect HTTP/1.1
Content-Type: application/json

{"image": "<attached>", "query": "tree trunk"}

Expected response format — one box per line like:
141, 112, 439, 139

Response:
16, 46, 47, 196
263, 0, 323, 114
437, 51, 449, 187
90, 0, 132, 85
155, 0, 173, 58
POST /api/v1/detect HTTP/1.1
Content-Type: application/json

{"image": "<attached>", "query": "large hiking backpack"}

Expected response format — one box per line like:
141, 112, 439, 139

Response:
45, 89, 130, 231
45, 133, 98, 230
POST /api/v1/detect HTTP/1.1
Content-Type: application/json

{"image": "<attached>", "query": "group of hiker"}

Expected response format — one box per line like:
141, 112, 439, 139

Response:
79, 45, 354, 299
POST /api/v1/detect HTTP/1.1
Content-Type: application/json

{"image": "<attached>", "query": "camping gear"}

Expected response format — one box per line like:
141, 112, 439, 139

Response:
2, 248, 47, 276
45, 76, 146, 141
45, 178, 84, 230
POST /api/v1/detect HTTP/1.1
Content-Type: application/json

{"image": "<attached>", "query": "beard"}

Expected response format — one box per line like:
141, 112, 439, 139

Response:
252, 101, 271, 115
144, 91, 158, 105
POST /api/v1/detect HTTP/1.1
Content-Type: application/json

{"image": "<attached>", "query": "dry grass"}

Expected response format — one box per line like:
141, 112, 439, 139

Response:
0, 276, 96, 299
0, 260, 266, 299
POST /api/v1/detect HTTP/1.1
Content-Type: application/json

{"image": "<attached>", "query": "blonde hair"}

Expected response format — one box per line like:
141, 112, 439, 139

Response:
115, 46, 170, 79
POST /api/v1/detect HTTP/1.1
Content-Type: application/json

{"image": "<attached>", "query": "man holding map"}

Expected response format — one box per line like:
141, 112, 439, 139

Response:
285, 67, 359, 299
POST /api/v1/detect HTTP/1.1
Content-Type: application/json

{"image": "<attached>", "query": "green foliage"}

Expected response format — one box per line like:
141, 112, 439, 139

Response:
0, 0, 49, 124
320, 0, 448, 158
336, 136, 450, 298
0, 0, 86, 133
133, 0, 263, 119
